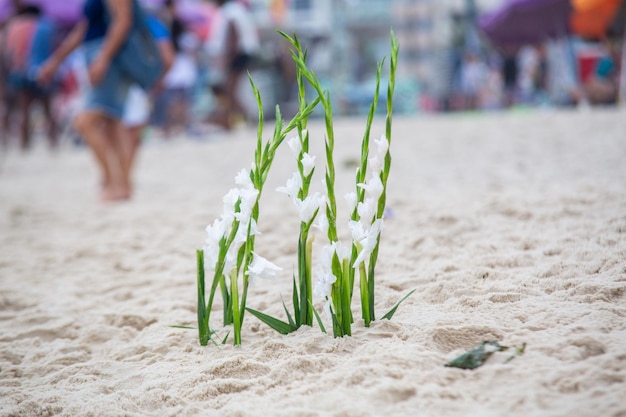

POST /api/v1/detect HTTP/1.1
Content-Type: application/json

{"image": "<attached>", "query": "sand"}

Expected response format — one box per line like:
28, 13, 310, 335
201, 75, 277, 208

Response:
0, 108, 625, 417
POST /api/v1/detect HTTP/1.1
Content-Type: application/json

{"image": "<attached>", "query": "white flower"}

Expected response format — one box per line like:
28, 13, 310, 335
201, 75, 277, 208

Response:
235, 168, 254, 189
295, 192, 322, 223
357, 198, 377, 225
204, 218, 228, 268
276, 172, 302, 199
353, 218, 384, 267
314, 267, 337, 299
320, 241, 349, 270
222, 188, 241, 216
234, 187, 259, 225
313, 209, 329, 235
344, 191, 357, 212
358, 175, 384, 201
246, 252, 282, 280
348, 220, 367, 242
287, 134, 302, 157
301, 152, 316, 176
373, 134, 389, 158
367, 155, 383, 175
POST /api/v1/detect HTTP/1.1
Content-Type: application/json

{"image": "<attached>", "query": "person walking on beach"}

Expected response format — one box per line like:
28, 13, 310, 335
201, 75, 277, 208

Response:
206, 0, 259, 130
122, 10, 175, 187
38, 0, 138, 202
1, 4, 60, 150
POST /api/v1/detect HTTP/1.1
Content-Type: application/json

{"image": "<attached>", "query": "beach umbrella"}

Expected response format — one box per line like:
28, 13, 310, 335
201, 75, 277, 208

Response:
19, 0, 84, 26
570, 0, 625, 39
478, 0, 573, 49
479, 0, 626, 48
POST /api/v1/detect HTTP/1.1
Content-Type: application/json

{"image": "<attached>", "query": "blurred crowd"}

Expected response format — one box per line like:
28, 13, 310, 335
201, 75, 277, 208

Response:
433, 37, 623, 112
1, 0, 624, 157
0, 0, 263, 155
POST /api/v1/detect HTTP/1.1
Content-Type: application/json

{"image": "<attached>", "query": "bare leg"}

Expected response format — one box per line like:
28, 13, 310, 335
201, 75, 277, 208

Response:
18, 91, 34, 151
41, 95, 59, 150
227, 71, 247, 122
73, 110, 129, 201
120, 123, 143, 195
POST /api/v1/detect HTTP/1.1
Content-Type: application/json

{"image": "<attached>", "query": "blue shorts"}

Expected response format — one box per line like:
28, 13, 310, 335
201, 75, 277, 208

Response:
83, 40, 132, 119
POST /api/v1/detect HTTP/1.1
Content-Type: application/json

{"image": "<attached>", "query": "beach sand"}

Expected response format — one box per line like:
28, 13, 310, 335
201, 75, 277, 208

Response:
1, 108, 625, 417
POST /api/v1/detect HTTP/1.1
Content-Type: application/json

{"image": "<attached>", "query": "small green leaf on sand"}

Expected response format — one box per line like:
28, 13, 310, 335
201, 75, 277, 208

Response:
444, 340, 509, 370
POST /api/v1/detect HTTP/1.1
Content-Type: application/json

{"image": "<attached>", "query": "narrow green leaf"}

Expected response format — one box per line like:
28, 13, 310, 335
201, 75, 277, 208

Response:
292, 275, 301, 327
170, 325, 196, 330
282, 297, 296, 328
246, 307, 295, 335
196, 250, 209, 346
309, 300, 326, 334
381, 289, 416, 320
221, 331, 230, 345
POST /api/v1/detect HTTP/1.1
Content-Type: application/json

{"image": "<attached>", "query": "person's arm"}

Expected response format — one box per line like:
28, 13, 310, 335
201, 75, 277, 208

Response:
89, 0, 133, 85
158, 38, 175, 76
38, 19, 88, 85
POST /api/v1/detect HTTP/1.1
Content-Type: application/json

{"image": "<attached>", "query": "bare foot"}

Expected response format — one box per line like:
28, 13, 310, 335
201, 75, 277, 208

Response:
101, 184, 131, 203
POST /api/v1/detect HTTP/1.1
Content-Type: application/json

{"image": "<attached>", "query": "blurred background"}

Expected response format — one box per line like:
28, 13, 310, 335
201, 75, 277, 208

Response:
0, 0, 624, 149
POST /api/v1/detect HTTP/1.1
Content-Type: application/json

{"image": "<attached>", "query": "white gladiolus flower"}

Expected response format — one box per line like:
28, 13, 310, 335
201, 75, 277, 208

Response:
276, 172, 302, 199
204, 218, 228, 268
287, 135, 302, 157
301, 152, 316, 176
344, 191, 357, 212
358, 175, 384, 201
313, 210, 329, 235
314, 267, 336, 299
234, 187, 259, 225
348, 220, 367, 242
222, 188, 240, 216
373, 134, 389, 158
246, 252, 282, 280
295, 192, 322, 223
224, 250, 237, 275
353, 218, 384, 267
367, 155, 383, 175
235, 168, 254, 189
357, 198, 377, 225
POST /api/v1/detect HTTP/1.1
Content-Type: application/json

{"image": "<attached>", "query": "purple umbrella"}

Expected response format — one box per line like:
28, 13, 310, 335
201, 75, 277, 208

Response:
479, 0, 573, 50
18, 0, 84, 26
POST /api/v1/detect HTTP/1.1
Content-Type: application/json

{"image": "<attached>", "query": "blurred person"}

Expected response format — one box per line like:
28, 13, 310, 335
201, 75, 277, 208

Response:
206, 0, 259, 130
122, 11, 175, 187
501, 50, 519, 108
459, 51, 488, 110
1, 4, 59, 150
38, 0, 138, 201
152, 0, 198, 137
0, 13, 16, 150
577, 39, 621, 105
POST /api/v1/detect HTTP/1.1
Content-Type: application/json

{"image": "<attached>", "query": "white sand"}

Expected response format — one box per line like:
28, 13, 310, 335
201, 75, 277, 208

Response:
1, 108, 625, 417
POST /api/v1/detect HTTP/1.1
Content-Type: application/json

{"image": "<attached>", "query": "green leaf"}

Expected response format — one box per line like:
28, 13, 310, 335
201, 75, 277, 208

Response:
196, 250, 210, 346
292, 275, 300, 327
445, 341, 509, 370
246, 307, 295, 335
381, 289, 416, 320
170, 325, 196, 330
309, 300, 326, 334
221, 331, 230, 345
282, 296, 296, 328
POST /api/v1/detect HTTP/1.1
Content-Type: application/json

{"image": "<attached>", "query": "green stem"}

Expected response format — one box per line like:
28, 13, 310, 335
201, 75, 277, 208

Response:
196, 250, 209, 346
230, 268, 241, 346
360, 261, 371, 327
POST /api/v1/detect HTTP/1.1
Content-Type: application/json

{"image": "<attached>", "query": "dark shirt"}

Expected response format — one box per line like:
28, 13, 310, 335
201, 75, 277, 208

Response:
83, 0, 107, 42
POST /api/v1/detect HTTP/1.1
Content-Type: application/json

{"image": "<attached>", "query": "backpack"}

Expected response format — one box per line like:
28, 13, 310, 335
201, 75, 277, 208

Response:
109, 0, 164, 91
